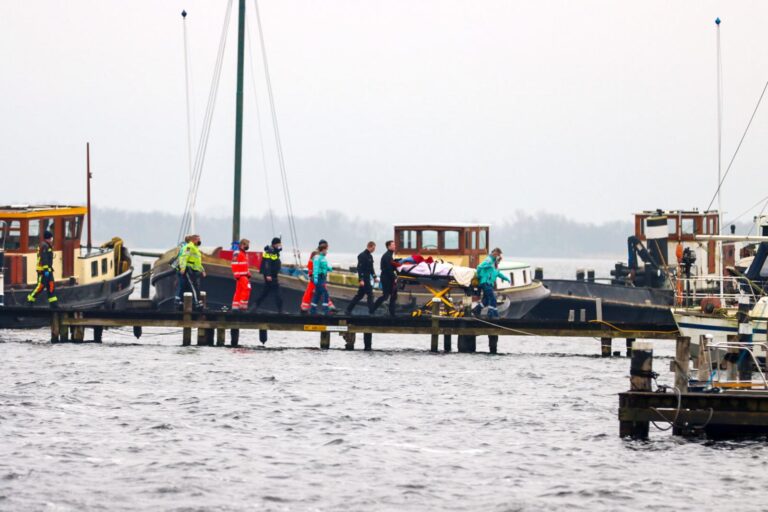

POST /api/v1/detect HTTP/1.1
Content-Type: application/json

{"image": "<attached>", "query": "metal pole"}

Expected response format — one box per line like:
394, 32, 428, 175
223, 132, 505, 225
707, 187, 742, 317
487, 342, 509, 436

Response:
716, 17, 724, 301
181, 10, 196, 234
86, 142, 92, 252
232, 0, 246, 243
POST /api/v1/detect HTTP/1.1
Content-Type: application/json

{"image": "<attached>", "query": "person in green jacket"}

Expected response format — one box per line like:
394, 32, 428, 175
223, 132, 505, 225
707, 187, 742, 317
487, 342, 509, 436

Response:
475, 248, 509, 318
310, 245, 333, 315
179, 234, 206, 309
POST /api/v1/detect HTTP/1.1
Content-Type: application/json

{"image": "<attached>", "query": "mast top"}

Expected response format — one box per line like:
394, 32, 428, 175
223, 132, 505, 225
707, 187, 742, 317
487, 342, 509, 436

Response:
182, 10, 187, 18
715, 17, 721, 25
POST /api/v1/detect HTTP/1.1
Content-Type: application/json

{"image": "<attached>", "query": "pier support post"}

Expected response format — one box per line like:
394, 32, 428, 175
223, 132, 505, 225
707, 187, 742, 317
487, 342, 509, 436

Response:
489, 335, 498, 354
697, 335, 712, 382
600, 337, 612, 358
443, 334, 452, 353
93, 326, 103, 343
621, 341, 654, 439
674, 336, 690, 393
320, 331, 331, 349
140, 262, 151, 299
133, 326, 142, 339
73, 313, 85, 342
458, 335, 476, 353
344, 333, 356, 350
430, 301, 439, 353
259, 329, 268, 345
216, 326, 226, 347
625, 338, 634, 358
363, 332, 372, 351
59, 313, 69, 342
230, 328, 240, 347
182, 293, 192, 346
50, 311, 60, 343
197, 292, 208, 346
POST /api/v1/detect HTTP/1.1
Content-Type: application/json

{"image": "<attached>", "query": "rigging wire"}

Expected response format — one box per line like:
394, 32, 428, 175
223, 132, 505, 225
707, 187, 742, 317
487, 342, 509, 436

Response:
722, 193, 768, 228
178, 0, 234, 242
182, 10, 196, 233
245, 14, 277, 235
253, 0, 302, 268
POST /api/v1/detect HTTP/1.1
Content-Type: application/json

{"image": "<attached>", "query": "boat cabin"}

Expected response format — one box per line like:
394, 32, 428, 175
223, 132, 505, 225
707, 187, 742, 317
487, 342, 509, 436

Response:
394, 223, 490, 268
0, 205, 124, 287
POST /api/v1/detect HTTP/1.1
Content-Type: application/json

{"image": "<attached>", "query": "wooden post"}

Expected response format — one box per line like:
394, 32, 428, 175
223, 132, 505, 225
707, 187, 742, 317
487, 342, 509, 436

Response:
737, 295, 753, 382
50, 311, 60, 343
140, 262, 151, 299
320, 330, 331, 349
621, 340, 653, 439
674, 336, 690, 393
443, 334, 452, 353
197, 292, 208, 346
340, 320, 354, 350
230, 328, 240, 347
697, 334, 712, 382
59, 312, 69, 342
216, 326, 226, 346
93, 326, 103, 343
182, 292, 192, 346
600, 337, 612, 358
625, 338, 634, 358
73, 312, 85, 342
430, 301, 439, 353
259, 329, 268, 345
458, 334, 476, 353
133, 326, 142, 339
363, 332, 372, 351
489, 335, 498, 354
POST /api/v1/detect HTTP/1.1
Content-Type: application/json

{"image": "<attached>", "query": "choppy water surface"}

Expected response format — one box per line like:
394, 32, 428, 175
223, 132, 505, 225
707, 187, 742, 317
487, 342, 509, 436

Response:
2, 329, 767, 512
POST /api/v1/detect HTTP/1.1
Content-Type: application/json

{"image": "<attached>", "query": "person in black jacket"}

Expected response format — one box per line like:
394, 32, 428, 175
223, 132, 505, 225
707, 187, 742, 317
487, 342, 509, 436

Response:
345, 241, 377, 315
371, 240, 398, 316
26, 230, 59, 307
254, 237, 283, 313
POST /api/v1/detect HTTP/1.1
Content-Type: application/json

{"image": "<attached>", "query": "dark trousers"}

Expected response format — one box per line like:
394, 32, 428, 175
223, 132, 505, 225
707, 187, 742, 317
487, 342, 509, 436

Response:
310, 274, 330, 314
182, 270, 203, 306
346, 280, 373, 314
372, 278, 397, 316
255, 277, 283, 312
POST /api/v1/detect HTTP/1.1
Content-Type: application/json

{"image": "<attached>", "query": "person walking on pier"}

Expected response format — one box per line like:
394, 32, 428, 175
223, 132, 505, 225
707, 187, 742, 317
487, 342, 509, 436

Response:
371, 240, 399, 316
254, 237, 283, 313
300, 240, 338, 314
26, 230, 59, 307
173, 234, 192, 307
309, 244, 333, 315
345, 241, 378, 315
231, 238, 252, 312
475, 247, 509, 319
179, 234, 206, 309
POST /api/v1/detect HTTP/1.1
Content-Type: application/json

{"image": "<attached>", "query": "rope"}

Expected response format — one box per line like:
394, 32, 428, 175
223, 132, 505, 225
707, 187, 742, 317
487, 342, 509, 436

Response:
587, 319, 679, 335
253, 0, 302, 268
650, 386, 682, 431
467, 315, 540, 337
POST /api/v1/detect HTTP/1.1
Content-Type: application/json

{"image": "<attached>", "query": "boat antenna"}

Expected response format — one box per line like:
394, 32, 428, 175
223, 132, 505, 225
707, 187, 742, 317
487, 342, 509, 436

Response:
86, 142, 93, 252
232, 0, 246, 243
182, 10, 196, 233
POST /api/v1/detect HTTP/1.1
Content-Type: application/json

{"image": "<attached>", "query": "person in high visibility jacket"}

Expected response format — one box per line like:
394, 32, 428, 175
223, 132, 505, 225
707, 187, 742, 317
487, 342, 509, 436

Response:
300, 239, 337, 313
231, 238, 252, 311
27, 230, 58, 307
474, 247, 510, 318
179, 234, 206, 308
174, 234, 192, 306
254, 237, 283, 313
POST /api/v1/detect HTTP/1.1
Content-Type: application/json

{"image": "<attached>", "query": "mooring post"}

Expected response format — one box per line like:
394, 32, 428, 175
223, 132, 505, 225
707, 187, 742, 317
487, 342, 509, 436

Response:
443, 334, 452, 353
59, 312, 69, 342
489, 335, 498, 354
259, 329, 268, 345
73, 312, 85, 342
140, 262, 151, 299
625, 338, 634, 358
674, 336, 690, 393
50, 311, 60, 343
621, 341, 654, 439
93, 326, 103, 343
216, 322, 226, 347
182, 292, 192, 346
320, 330, 331, 350
363, 332, 372, 351
697, 334, 712, 382
737, 295, 753, 382
600, 337, 612, 358
230, 328, 240, 347
197, 292, 208, 346
430, 301, 439, 353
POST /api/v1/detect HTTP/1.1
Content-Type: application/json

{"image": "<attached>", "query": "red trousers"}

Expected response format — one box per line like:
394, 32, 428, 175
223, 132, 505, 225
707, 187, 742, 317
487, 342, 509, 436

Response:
232, 276, 251, 310
300, 281, 334, 311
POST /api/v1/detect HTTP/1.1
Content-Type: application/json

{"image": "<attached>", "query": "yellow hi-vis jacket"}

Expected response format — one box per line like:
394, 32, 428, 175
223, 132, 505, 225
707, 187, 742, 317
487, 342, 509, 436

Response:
179, 242, 205, 272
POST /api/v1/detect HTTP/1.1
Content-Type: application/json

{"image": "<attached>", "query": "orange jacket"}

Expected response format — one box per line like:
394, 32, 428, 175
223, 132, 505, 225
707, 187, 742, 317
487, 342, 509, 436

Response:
231, 250, 251, 278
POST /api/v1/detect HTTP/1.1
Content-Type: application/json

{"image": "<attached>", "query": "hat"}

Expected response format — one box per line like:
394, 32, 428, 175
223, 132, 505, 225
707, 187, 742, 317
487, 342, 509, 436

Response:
318, 239, 328, 247
271, 237, 281, 246
43, 230, 53, 240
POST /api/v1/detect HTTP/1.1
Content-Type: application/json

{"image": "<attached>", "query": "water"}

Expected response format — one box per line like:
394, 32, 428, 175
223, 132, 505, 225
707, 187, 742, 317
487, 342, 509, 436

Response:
2, 257, 767, 511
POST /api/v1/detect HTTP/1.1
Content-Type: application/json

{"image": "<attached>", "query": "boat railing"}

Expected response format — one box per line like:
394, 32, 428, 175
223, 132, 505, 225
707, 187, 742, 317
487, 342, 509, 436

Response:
698, 340, 768, 390
674, 275, 761, 306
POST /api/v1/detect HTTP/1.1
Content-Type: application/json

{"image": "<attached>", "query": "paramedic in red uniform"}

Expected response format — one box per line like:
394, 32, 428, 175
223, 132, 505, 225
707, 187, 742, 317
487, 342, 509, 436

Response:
231, 238, 252, 311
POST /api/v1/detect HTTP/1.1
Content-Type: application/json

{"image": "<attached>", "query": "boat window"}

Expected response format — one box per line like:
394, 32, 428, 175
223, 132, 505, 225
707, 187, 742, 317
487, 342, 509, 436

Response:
28, 220, 41, 250
91, 261, 98, 277
65, 217, 80, 240
101, 258, 108, 275
479, 230, 487, 250
400, 230, 418, 250
5, 221, 20, 250
444, 230, 459, 250
42, 218, 55, 238
681, 218, 695, 235
668, 219, 678, 236
422, 230, 438, 250
707, 217, 716, 234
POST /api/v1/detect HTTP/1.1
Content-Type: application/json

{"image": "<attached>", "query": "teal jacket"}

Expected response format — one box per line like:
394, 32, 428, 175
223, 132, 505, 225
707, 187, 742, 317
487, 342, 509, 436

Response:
312, 253, 333, 283
476, 255, 509, 286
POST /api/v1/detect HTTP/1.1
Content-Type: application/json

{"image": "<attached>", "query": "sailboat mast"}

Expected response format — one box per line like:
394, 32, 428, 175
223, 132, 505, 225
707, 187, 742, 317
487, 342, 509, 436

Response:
716, 17, 724, 300
86, 142, 93, 252
232, 0, 246, 242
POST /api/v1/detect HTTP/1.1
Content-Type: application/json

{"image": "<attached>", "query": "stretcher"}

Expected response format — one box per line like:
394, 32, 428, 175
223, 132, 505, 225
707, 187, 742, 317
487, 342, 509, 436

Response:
396, 262, 475, 317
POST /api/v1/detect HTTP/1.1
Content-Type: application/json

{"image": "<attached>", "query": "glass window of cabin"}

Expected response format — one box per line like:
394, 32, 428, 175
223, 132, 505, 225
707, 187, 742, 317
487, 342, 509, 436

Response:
400, 230, 418, 250
101, 258, 108, 275
479, 229, 487, 250
422, 230, 438, 250
65, 217, 80, 240
668, 218, 678, 236
5, 221, 20, 250
28, 219, 41, 250
707, 217, 716, 235
42, 218, 55, 237
681, 218, 695, 235
444, 230, 459, 250
91, 261, 98, 277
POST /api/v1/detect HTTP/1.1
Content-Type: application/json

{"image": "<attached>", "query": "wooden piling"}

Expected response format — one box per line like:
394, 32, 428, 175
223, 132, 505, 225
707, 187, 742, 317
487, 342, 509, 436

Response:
259, 329, 268, 344
133, 326, 142, 339
73, 312, 85, 342
50, 311, 60, 343
625, 338, 634, 358
340, 320, 354, 350
600, 337, 612, 358
93, 326, 103, 343
320, 330, 331, 349
489, 335, 498, 354
230, 328, 240, 347
363, 332, 372, 351
197, 292, 208, 346
140, 262, 151, 299
59, 314, 69, 342
182, 292, 192, 346
443, 334, 452, 353
697, 335, 712, 382
621, 340, 654, 439
430, 301, 439, 353
216, 325, 226, 346
674, 336, 690, 393
458, 335, 476, 353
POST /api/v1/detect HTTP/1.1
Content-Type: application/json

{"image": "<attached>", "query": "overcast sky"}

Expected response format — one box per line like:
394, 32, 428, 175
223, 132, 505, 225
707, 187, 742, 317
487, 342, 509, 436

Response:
2, 1, 768, 228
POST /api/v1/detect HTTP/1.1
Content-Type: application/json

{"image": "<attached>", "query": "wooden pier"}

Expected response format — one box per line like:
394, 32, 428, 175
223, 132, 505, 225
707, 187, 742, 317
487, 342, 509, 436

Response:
0, 295, 678, 354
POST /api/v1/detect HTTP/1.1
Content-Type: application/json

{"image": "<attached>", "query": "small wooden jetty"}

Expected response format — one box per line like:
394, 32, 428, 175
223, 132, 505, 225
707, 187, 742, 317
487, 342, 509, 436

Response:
619, 337, 768, 439
0, 294, 678, 354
